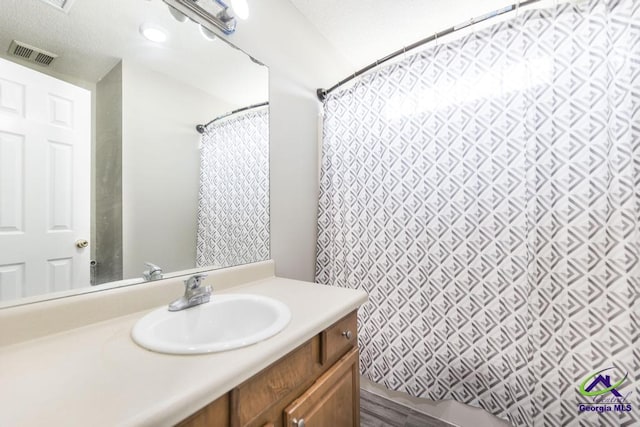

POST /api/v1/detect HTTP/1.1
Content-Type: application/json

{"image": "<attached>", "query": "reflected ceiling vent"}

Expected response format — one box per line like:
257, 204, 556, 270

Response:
38, 0, 77, 13
8, 40, 58, 67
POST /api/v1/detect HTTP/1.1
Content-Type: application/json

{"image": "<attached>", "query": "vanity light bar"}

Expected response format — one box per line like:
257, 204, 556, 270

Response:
162, 0, 237, 35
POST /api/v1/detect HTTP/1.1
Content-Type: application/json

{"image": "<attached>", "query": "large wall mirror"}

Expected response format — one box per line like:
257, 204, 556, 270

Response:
0, 0, 269, 306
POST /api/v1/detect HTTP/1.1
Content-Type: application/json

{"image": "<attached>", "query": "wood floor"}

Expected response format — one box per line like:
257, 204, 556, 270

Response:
360, 389, 456, 427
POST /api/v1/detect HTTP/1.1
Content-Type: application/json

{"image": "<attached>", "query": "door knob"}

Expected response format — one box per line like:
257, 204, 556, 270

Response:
75, 239, 89, 249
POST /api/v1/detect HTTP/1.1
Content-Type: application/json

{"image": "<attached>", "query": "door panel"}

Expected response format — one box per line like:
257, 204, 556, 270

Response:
47, 257, 73, 292
0, 263, 25, 300
0, 77, 25, 117
47, 140, 73, 231
0, 131, 24, 233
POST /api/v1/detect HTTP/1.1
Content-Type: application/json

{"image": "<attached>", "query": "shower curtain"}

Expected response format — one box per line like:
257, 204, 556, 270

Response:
196, 109, 269, 268
316, 0, 639, 425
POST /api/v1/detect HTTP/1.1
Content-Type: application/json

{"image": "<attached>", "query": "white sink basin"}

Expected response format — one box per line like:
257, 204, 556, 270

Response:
131, 294, 291, 354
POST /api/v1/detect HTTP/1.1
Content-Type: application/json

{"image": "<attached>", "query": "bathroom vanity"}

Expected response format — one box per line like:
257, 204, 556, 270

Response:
0, 261, 367, 427
180, 311, 359, 427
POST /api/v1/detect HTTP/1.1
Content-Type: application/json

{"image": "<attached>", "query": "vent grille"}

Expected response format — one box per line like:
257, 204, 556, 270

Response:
35, 52, 56, 66
13, 45, 34, 59
8, 40, 58, 67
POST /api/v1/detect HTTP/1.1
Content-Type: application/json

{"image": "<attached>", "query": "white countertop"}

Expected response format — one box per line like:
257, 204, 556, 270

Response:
0, 277, 367, 427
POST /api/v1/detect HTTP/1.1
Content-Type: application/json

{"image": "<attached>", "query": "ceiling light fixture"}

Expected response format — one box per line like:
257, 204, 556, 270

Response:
230, 0, 249, 20
162, 0, 237, 35
139, 23, 168, 43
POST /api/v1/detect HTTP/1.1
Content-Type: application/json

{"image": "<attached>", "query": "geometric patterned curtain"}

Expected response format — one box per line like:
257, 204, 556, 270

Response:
315, 1, 639, 425
196, 108, 269, 269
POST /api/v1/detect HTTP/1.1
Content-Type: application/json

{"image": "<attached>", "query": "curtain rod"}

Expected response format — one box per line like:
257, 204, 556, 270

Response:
196, 101, 269, 133
316, 0, 542, 101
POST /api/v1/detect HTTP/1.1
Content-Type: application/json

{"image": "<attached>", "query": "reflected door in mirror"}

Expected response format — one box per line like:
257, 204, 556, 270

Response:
0, 57, 90, 301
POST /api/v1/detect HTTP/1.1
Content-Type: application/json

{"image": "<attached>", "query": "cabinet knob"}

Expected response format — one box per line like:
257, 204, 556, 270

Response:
292, 418, 305, 427
342, 330, 353, 340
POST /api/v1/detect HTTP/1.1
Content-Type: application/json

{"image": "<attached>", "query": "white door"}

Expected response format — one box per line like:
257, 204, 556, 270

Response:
0, 57, 90, 302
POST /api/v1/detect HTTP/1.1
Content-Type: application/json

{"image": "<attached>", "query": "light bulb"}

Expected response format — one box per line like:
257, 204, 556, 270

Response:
139, 24, 168, 43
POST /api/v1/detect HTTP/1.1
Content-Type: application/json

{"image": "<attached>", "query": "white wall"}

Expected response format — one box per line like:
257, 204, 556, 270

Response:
207, 0, 352, 281
121, 60, 234, 279
288, 0, 532, 70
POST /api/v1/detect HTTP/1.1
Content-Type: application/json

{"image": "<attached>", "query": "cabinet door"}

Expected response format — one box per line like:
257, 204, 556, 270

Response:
283, 348, 359, 427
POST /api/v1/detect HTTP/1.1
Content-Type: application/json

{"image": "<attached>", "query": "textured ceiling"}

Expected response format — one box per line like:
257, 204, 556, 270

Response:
288, 0, 518, 71
0, 0, 268, 107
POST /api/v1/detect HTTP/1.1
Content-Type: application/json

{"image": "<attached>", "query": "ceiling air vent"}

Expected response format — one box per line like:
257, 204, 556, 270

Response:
8, 40, 58, 67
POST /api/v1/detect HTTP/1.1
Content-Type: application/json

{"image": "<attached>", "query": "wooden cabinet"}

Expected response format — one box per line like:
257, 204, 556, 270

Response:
230, 340, 318, 426
177, 394, 229, 427
284, 348, 359, 427
178, 311, 359, 427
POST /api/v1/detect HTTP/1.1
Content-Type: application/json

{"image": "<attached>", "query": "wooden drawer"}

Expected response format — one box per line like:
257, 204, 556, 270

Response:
231, 339, 318, 427
320, 311, 357, 364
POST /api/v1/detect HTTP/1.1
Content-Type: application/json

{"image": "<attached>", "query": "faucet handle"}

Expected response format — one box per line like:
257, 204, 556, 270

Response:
144, 262, 161, 270
184, 274, 208, 290
169, 274, 211, 311
143, 262, 163, 281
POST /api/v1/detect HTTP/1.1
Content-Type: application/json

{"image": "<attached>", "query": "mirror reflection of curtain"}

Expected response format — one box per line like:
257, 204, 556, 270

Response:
196, 109, 269, 269
316, 0, 639, 425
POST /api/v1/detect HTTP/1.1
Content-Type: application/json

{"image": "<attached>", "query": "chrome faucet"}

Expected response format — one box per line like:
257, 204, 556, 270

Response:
168, 274, 211, 311
143, 262, 163, 281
